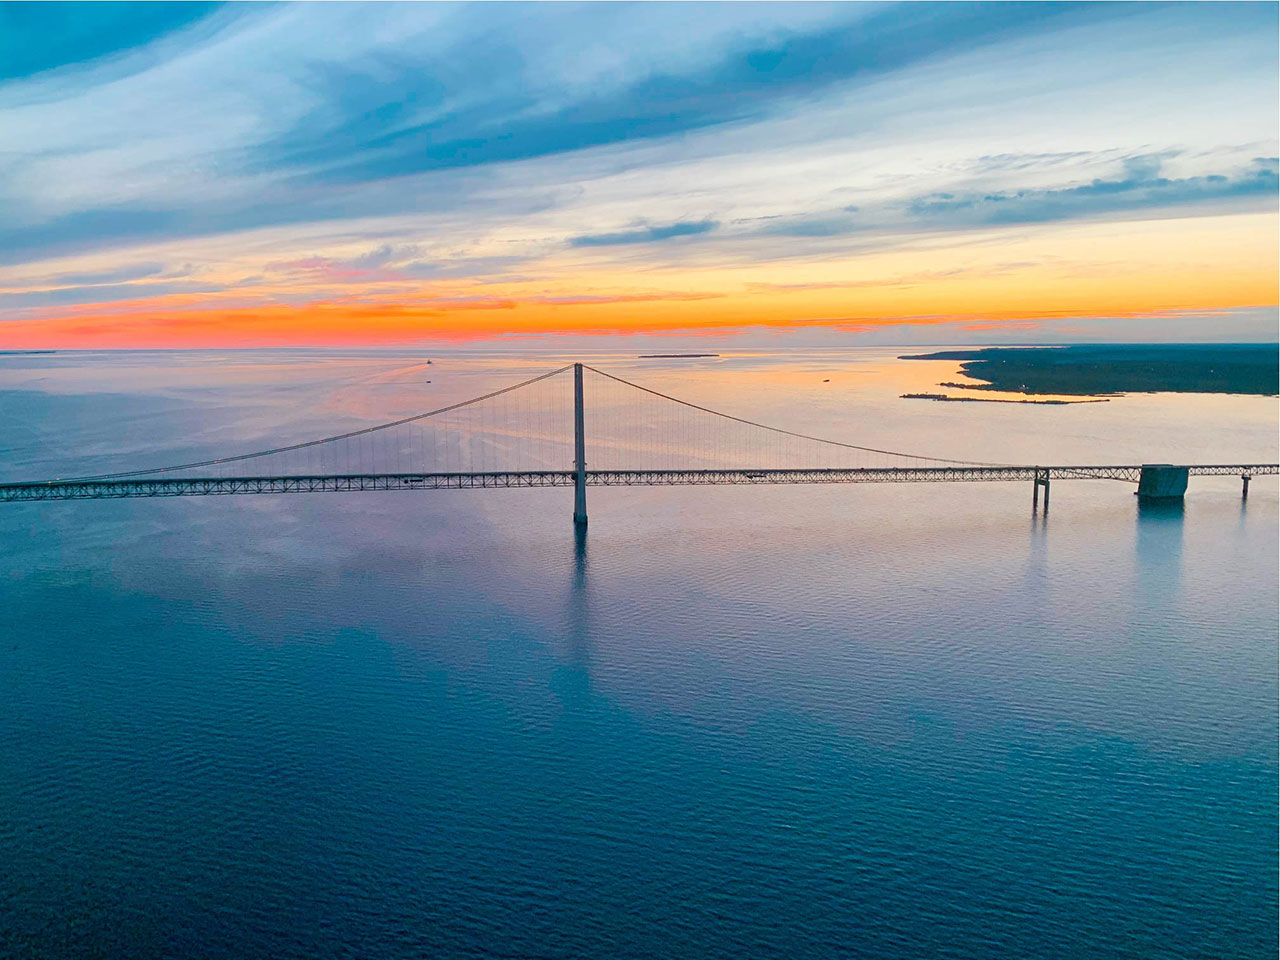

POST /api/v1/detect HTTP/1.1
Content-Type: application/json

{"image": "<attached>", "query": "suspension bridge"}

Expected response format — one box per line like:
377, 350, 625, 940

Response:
1, 363, 1274, 523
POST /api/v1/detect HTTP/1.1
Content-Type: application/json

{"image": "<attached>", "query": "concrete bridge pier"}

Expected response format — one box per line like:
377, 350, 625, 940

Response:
1033, 468, 1050, 513
1242, 474, 1251, 500
1136, 464, 1189, 503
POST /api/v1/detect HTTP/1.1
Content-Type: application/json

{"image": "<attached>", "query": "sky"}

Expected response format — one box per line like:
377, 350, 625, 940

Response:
0, 0, 1276, 349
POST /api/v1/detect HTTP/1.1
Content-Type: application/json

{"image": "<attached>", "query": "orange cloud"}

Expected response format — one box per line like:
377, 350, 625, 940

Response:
2, 290, 1273, 349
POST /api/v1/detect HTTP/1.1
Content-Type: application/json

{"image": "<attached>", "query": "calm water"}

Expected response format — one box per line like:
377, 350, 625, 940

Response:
1, 347, 1277, 959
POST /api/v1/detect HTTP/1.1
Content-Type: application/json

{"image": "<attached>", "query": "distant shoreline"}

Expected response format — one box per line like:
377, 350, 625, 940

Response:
638, 354, 719, 358
899, 344, 1279, 397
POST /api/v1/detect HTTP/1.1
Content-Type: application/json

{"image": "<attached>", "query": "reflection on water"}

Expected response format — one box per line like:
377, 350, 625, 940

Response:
564, 522, 592, 677
0, 347, 1276, 959
574, 512, 589, 583
1135, 497, 1186, 620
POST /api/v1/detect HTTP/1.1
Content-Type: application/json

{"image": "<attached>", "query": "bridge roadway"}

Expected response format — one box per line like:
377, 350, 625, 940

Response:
1, 464, 1275, 502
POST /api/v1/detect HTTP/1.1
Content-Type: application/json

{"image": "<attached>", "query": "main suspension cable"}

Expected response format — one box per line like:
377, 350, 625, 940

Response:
583, 364, 1009, 467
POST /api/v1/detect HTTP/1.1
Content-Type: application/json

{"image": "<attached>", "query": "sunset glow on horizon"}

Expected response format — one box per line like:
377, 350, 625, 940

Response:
2, 1, 1277, 349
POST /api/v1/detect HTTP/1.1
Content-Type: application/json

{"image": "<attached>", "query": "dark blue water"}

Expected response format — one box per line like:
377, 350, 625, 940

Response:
1, 350, 1276, 958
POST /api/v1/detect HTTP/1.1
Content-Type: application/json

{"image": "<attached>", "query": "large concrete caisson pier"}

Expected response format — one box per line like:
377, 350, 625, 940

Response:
1137, 465, 1190, 501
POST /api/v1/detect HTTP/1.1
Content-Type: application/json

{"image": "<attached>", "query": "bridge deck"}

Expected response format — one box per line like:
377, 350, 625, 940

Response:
1, 465, 1275, 501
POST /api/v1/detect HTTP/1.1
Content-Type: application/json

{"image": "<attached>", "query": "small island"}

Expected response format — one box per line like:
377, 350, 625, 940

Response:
899, 343, 1279, 396
900, 392, 1107, 405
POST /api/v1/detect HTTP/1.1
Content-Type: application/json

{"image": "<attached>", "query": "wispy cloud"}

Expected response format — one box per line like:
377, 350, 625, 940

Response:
0, 1, 225, 83
906, 156, 1278, 227
5, 261, 172, 289
262, 248, 536, 285
0, 280, 227, 312
531, 292, 723, 306
741, 156, 1279, 247
569, 220, 718, 247
252, 3, 1105, 185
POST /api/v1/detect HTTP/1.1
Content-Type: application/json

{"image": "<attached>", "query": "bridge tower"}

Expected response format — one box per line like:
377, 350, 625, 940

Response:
573, 362, 588, 526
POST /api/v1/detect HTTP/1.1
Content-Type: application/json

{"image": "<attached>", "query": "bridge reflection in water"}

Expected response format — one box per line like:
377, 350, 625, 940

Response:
2, 363, 1275, 522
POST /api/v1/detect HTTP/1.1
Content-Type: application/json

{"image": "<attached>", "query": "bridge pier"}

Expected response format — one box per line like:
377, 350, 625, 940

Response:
573, 362, 587, 526
1242, 474, 1251, 500
1033, 468, 1050, 514
1136, 464, 1189, 502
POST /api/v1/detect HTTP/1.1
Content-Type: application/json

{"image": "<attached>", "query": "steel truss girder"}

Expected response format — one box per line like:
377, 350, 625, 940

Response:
1, 464, 1276, 502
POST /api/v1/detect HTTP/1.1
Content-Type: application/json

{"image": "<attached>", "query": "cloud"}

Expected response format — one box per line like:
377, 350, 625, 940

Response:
346, 244, 420, 269
399, 256, 534, 281
4, 261, 171, 289
0, 2, 225, 82
264, 255, 407, 285
262, 248, 535, 285
758, 215, 858, 238
569, 220, 718, 247
737, 156, 1279, 249
748, 268, 974, 292
0, 207, 185, 266
255, 3, 1106, 185
531, 292, 723, 306
905, 156, 1278, 227
0, 279, 226, 312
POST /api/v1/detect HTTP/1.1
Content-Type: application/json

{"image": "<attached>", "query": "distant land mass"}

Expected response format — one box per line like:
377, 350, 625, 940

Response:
899, 343, 1279, 396
638, 354, 719, 358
